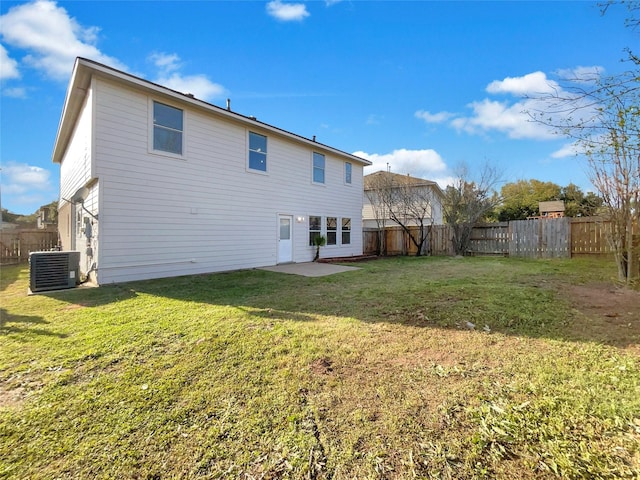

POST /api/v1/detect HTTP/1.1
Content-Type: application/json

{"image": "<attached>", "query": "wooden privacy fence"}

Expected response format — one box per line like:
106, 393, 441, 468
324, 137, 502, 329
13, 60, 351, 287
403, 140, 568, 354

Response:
0, 229, 59, 264
364, 217, 626, 259
508, 218, 571, 258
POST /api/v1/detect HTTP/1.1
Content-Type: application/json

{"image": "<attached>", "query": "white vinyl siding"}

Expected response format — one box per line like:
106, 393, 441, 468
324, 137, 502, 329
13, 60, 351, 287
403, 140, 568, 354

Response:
59, 87, 94, 203
82, 77, 366, 284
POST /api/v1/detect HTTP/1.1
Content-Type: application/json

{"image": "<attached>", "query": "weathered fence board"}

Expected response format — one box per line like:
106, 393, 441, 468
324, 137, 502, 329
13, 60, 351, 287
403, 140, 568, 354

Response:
468, 223, 509, 256
0, 229, 59, 264
509, 218, 571, 258
429, 225, 455, 256
570, 217, 614, 256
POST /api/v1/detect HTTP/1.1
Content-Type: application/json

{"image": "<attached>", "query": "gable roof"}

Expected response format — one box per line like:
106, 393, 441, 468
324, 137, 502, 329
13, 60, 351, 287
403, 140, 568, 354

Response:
364, 171, 445, 198
52, 57, 372, 167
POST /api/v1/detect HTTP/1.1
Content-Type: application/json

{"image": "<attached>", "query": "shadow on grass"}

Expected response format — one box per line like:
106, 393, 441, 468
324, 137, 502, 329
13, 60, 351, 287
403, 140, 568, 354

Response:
123, 257, 640, 353
0, 308, 68, 338
0, 262, 25, 292
9, 256, 637, 351
42, 283, 139, 307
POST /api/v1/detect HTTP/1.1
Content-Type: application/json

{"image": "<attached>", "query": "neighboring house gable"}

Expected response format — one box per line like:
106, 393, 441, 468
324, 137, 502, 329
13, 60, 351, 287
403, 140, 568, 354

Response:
363, 171, 444, 228
53, 58, 371, 284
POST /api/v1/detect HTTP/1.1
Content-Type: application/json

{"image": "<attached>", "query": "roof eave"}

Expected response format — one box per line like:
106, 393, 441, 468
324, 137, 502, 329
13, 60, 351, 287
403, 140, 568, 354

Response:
52, 58, 92, 164
53, 57, 371, 167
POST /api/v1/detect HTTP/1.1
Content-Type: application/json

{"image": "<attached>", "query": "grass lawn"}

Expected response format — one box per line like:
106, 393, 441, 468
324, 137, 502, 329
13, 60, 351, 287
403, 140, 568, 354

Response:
1, 256, 639, 479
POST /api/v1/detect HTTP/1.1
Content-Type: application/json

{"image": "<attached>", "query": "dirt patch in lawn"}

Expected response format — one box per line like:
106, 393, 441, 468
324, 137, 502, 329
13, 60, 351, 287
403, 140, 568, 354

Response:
0, 384, 27, 410
566, 283, 640, 355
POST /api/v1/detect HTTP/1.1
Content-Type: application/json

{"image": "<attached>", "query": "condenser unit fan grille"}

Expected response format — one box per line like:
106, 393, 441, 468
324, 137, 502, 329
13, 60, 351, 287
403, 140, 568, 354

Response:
29, 251, 80, 292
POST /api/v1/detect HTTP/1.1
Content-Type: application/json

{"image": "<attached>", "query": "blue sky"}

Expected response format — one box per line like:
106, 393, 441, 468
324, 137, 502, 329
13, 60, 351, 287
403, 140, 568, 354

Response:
0, 0, 635, 214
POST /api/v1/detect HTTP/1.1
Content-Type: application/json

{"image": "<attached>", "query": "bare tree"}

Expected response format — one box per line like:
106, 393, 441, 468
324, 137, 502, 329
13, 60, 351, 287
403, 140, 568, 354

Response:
528, 65, 639, 283
365, 171, 439, 256
442, 164, 501, 256
364, 173, 388, 255
581, 76, 639, 283
525, 2, 640, 284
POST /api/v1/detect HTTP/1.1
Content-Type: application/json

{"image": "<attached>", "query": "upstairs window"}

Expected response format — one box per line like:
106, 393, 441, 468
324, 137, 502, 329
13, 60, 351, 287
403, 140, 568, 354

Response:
345, 162, 352, 184
342, 218, 351, 245
153, 101, 183, 155
249, 132, 267, 172
326, 217, 337, 245
313, 152, 325, 184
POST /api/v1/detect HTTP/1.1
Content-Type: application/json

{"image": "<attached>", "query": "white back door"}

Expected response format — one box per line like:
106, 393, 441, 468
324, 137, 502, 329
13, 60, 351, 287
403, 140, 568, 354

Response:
277, 215, 293, 263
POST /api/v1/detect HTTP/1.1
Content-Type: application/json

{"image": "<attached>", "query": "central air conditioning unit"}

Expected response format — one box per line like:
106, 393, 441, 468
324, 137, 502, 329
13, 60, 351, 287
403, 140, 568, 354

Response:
29, 251, 81, 293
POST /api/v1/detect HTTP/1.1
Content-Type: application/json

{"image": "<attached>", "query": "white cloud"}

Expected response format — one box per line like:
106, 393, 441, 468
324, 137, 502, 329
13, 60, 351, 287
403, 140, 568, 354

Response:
1, 162, 52, 195
556, 65, 603, 82
0, 0, 126, 80
149, 52, 227, 101
0, 44, 20, 80
486, 71, 559, 96
266, 0, 310, 21
551, 141, 583, 159
432, 71, 597, 140
149, 52, 181, 74
355, 148, 448, 180
2, 86, 27, 98
156, 73, 227, 101
415, 110, 455, 124
450, 98, 556, 140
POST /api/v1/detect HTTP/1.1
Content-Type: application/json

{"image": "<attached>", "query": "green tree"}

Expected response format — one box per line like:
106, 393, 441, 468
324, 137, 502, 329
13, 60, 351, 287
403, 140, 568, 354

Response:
496, 179, 561, 221
560, 183, 603, 217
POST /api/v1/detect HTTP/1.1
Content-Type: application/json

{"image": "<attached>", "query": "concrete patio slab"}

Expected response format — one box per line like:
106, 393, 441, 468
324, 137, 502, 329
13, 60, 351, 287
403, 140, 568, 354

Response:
258, 262, 360, 277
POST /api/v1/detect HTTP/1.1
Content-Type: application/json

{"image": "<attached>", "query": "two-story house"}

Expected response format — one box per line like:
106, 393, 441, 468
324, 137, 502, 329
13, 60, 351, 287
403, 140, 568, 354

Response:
363, 171, 444, 229
53, 58, 370, 285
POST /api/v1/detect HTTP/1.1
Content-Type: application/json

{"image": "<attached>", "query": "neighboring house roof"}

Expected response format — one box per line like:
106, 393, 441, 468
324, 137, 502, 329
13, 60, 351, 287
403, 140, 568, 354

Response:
52, 57, 372, 167
364, 171, 445, 198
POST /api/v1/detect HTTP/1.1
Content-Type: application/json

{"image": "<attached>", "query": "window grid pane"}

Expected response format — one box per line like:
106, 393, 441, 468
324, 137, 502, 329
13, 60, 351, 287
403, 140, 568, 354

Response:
342, 217, 351, 245
154, 102, 183, 130
154, 126, 183, 154
309, 215, 321, 246
326, 217, 337, 245
249, 132, 267, 171
313, 152, 325, 184
153, 102, 183, 155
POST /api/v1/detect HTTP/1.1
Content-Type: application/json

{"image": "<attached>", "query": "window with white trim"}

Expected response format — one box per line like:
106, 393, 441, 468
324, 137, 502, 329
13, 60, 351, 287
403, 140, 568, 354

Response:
153, 101, 183, 155
345, 162, 352, 184
309, 216, 322, 246
313, 152, 325, 184
248, 132, 267, 172
326, 217, 337, 245
342, 218, 351, 245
